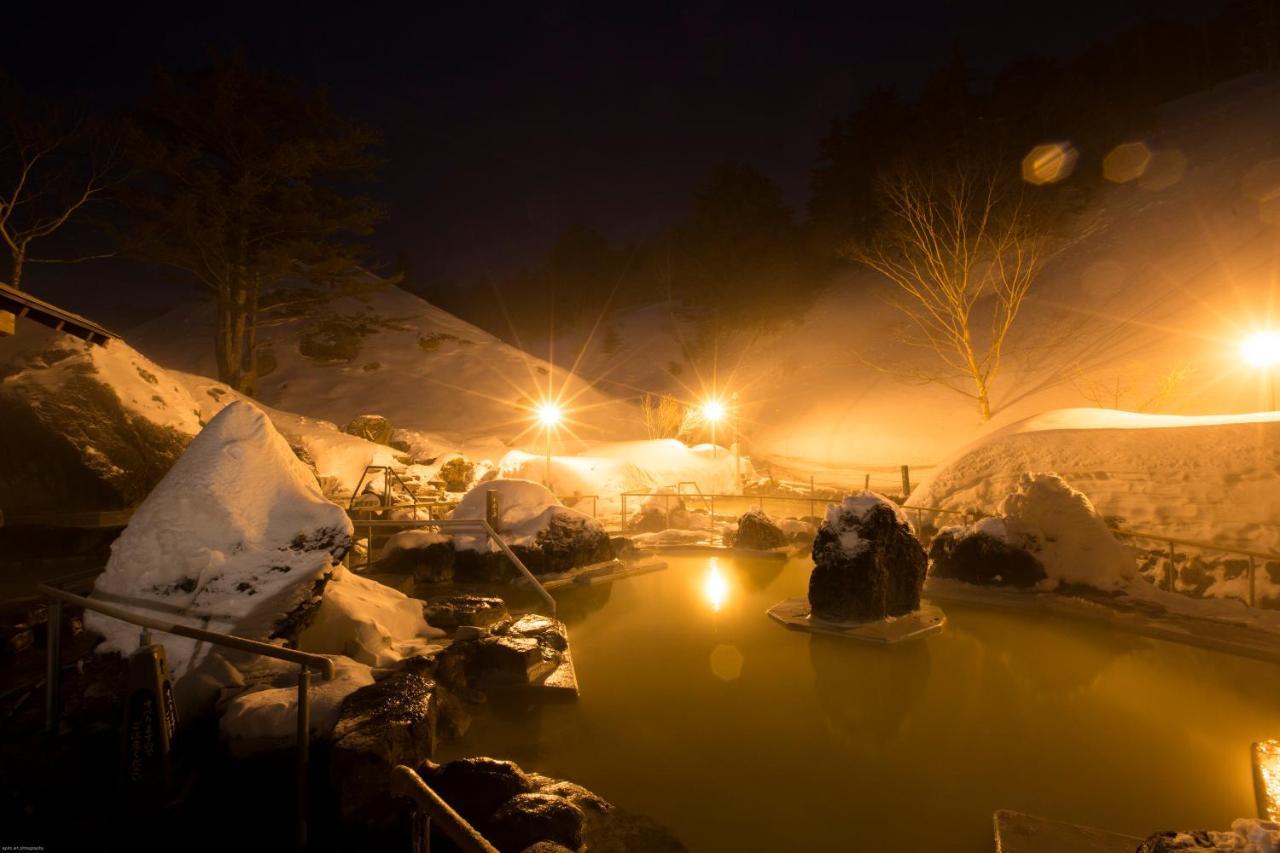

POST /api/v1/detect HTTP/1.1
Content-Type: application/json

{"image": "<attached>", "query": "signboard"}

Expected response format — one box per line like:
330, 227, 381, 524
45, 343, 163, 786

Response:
121, 642, 179, 796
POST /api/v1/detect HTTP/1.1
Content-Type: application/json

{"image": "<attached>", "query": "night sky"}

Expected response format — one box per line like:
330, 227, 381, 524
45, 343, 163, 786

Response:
8, 0, 1223, 325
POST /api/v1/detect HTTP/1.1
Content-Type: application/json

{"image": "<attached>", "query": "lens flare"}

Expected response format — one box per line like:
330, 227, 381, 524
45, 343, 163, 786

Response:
701, 398, 726, 423
536, 401, 563, 427
1241, 331, 1280, 367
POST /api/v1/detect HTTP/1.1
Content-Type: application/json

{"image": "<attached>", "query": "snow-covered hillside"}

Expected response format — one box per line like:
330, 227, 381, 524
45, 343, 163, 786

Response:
131, 285, 641, 454
913, 408, 1280, 553
542, 74, 1280, 480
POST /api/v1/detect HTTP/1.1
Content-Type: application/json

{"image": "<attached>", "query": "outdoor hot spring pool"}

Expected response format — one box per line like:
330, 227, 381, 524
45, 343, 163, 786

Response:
439, 555, 1280, 851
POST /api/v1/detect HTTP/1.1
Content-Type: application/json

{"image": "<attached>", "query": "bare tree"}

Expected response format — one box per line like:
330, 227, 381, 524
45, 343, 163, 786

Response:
0, 80, 115, 289
846, 162, 1049, 420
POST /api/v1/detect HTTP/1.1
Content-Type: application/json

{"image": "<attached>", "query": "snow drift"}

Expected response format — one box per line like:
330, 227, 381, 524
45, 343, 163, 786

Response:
86, 401, 353, 675
913, 408, 1280, 553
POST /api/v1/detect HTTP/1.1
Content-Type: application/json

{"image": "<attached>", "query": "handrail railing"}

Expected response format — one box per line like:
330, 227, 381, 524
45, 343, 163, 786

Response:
349, 465, 441, 521
351, 517, 556, 617
39, 578, 336, 851
391, 764, 499, 853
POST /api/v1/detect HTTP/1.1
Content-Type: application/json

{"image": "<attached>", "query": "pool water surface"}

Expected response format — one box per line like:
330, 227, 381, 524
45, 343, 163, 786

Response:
440, 555, 1280, 851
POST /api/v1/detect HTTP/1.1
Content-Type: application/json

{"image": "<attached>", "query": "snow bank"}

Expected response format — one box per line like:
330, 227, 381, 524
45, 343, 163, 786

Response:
86, 401, 353, 676
295, 566, 445, 667
914, 407, 1280, 553
968, 473, 1136, 590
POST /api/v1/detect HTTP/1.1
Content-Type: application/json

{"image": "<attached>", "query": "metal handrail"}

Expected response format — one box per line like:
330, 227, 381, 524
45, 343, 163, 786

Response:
39, 578, 336, 851
353, 517, 556, 617
391, 764, 499, 853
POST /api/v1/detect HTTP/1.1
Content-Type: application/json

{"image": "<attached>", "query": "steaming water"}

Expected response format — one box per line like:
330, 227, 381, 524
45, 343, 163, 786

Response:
440, 556, 1280, 851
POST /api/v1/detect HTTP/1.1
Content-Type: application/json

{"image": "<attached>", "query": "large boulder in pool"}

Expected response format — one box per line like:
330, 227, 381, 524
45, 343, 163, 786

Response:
730, 508, 788, 550
627, 493, 692, 532
452, 480, 614, 579
809, 492, 927, 623
928, 517, 1046, 587
424, 757, 686, 852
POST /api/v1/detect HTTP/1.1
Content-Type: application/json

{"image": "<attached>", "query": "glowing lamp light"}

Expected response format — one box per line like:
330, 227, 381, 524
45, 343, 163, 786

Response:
1241, 331, 1280, 368
535, 402, 563, 428
701, 398, 727, 423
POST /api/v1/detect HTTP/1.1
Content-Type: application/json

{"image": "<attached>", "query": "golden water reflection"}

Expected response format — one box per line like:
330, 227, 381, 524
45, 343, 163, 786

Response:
702, 558, 729, 612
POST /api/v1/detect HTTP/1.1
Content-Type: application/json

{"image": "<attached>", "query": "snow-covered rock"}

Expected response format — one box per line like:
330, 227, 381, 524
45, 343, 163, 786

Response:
808, 492, 926, 622
929, 472, 1136, 591
295, 566, 445, 667
86, 401, 353, 676
219, 655, 374, 758
451, 479, 614, 577
0, 330, 198, 512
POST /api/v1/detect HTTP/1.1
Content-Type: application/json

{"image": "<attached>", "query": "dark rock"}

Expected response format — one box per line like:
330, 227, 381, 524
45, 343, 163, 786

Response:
521, 843, 575, 853
808, 497, 927, 622
381, 538, 456, 584
429, 758, 535, 824
731, 509, 788, 550
455, 514, 613, 580
489, 793, 585, 852
439, 457, 476, 492
500, 614, 568, 652
424, 595, 509, 632
345, 414, 394, 446
627, 496, 690, 533
928, 529, 1047, 588
474, 636, 557, 687
1135, 831, 1219, 851
330, 670, 440, 822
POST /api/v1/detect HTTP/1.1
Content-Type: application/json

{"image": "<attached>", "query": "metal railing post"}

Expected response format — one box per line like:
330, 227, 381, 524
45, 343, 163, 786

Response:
296, 666, 311, 852
44, 595, 62, 733
1249, 556, 1257, 608
1166, 542, 1177, 591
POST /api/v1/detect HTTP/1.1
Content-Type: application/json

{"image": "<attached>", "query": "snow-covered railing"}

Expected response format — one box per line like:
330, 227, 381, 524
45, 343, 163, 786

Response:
350, 517, 557, 616
391, 764, 499, 853
1111, 527, 1274, 608
38, 579, 336, 851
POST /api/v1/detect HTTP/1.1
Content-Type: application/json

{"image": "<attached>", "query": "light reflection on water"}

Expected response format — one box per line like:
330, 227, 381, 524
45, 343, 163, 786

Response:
439, 556, 1280, 852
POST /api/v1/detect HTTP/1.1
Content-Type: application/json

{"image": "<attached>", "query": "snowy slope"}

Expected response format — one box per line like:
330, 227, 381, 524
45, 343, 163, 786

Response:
912, 408, 1280, 553
542, 74, 1280, 478
130, 285, 641, 454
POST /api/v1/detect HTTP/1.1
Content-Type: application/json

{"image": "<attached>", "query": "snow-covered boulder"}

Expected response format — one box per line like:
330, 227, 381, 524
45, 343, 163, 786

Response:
729, 508, 788, 550
294, 566, 445, 667
452, 480, 613, 578
0, 333, 199, 512
85, 401, 353, 677
933, 473, 1135, 591
628, 493, 692, 532
928, 517, 1048, 588
809, 492, 927, 622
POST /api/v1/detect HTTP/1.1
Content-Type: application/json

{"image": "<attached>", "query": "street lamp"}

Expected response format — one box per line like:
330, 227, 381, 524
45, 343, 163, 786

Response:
535, 402, 562, 489
701, 398, 726, 459
1240, 331, 1280, 409
701, 394, 742, 492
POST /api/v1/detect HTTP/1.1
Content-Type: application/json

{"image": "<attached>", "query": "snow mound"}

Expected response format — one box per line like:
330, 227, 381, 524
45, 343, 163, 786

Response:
988, 473, 1135, 590
295, 566, 445, 667
451, 478, 602, 550
86, 401, 353, 676
913, 407, 1280, 554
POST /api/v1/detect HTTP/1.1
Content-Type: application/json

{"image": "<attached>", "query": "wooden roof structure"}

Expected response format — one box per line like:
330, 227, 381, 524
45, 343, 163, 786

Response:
0, 281, 117, 345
